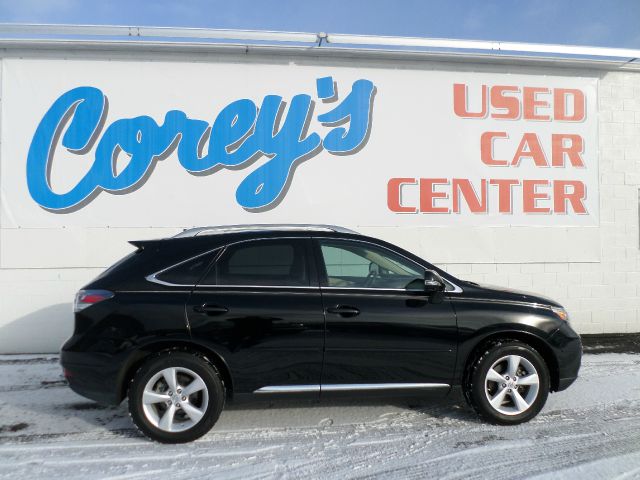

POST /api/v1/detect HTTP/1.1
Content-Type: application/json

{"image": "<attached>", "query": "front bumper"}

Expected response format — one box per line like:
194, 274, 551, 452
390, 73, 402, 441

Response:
548, 322, 583, 392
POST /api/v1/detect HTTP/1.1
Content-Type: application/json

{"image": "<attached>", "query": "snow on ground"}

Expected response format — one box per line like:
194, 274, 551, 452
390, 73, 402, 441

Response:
1, 354, 640, 479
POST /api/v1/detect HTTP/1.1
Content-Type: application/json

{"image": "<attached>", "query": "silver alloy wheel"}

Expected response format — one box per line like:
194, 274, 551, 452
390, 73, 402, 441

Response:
141, 367, 209, 433
484, 355, 540, 416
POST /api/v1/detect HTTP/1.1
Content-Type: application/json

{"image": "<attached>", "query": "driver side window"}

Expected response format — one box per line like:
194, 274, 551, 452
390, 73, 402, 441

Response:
319, 240, 424, 289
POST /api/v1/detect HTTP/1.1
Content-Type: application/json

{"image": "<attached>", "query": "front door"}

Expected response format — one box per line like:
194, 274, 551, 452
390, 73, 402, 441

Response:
314, 238, 458, 393
187, 237, 325, 395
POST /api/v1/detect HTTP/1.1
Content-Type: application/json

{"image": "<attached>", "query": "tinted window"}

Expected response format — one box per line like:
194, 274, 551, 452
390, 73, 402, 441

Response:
156, 251, 218, 285
319, 240, 423, 289
202, 240, 309, 286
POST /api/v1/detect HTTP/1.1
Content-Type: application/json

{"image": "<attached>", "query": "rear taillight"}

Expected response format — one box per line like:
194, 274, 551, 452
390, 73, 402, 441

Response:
74, 289, 114, 312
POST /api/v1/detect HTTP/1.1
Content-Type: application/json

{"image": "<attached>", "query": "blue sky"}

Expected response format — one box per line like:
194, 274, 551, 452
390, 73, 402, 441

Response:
0, 0, 638, 48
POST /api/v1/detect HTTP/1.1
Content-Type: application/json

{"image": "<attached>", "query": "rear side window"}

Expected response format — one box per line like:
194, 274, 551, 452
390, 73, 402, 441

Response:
201, 239, 309, 286
156, 250, 218, 286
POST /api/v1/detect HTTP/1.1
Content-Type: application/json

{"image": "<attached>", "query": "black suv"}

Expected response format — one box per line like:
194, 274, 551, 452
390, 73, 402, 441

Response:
61, 224, 582, 443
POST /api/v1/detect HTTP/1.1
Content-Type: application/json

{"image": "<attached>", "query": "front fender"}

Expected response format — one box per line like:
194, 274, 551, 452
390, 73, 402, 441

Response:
450, 296, 564, 386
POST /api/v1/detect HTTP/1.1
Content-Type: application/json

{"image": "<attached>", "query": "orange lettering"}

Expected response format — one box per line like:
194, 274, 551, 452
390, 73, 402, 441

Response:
523, 180, 550, 213
481, 131, 509, 166
512, 133, 548, 167
489, 179, 519, 213
419, 178, 450, 213
554, 180, 586, 213
452, 179, 487, 213
552, 134, 584, 167
523, 87, 551, 121
490, 85, 520, 119
387, 178, 417, 213
453, 83, 487, 118
554, 88, 585, 122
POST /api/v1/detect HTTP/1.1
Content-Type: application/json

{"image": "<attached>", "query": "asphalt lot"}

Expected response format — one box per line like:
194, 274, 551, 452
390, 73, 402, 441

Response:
1, 344, 639, 479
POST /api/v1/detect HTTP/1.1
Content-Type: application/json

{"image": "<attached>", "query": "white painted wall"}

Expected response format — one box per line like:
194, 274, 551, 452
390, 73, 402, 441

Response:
435, 71, 640, 335
0, 47, 638, 353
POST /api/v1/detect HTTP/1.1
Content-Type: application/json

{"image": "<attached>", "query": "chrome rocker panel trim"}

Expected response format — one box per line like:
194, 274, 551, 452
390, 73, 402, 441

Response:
254, 383, 450, 394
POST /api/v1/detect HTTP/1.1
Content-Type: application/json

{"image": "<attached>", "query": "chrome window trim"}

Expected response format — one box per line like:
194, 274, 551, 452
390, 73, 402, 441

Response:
315, 237, 464, 294
254, 383, 450, 394
318, 282, 463, 294
146, 234, 464, 293
145, 248, 223, 287
195, 284, 318, 290
146, 274, 185, 288
147, 236, 311, 288
320, 286, 449, 294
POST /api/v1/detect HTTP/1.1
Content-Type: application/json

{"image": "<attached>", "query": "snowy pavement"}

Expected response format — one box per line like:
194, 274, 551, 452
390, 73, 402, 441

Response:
1, 354, 640, 479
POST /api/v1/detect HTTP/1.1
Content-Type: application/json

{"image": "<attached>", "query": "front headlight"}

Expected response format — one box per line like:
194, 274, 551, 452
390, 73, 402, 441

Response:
551, 306, 569, 322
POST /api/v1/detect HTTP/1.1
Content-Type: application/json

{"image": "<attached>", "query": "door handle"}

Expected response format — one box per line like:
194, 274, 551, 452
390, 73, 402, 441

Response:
193, 304, 229, 315
326, 305, 360, 317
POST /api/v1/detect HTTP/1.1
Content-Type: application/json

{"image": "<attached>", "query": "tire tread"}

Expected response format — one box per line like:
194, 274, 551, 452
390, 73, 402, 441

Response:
127, 349, 225, 443
463, 338, 546, 425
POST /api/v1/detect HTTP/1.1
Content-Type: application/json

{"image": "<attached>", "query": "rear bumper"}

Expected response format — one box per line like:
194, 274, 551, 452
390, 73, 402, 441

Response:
548, 322, 583, 392
60, 348, 122, 405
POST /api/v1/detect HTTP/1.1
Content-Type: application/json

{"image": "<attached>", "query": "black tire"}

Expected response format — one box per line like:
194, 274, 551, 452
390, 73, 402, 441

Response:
128, 351, 225, 443
465, 339, 550, 425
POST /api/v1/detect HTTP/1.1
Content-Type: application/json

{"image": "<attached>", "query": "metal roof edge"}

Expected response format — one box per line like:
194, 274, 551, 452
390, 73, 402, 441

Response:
0, 23, 639, 71
0, 38, 638, 72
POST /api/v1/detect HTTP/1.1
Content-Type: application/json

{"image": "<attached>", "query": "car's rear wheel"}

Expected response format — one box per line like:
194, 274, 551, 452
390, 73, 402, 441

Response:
465, 340, 550, 425
128, 351, 224, 443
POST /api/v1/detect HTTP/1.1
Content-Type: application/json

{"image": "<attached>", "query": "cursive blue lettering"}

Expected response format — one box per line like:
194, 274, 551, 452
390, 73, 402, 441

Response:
26, 77, 376, 211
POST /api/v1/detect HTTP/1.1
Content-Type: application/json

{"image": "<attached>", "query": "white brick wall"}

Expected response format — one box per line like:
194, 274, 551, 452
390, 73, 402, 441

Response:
436, 70, 640, 334
0, 53, 638, 352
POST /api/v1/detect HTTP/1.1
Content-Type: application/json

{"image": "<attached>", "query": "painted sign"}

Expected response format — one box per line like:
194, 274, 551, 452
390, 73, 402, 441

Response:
387, 84, 591, 217
27, 77, 375, 211
1, 58, 598, 228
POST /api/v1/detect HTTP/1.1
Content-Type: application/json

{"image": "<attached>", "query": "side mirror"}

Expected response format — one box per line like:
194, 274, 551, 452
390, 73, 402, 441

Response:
405, 271, 446, 294
424, 270, 445, 293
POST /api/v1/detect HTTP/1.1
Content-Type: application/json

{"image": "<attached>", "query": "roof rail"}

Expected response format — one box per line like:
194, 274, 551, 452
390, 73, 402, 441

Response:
173, 224, 359, 238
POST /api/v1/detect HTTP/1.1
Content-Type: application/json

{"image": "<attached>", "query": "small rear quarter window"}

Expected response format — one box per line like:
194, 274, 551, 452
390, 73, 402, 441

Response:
156, 250, 218, 286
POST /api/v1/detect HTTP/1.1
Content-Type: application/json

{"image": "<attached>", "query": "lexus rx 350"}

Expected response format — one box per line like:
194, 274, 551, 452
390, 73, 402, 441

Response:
61, 225, 582, 443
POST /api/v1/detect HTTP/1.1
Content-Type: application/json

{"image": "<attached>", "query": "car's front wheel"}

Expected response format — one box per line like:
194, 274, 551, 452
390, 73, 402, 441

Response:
128, 351, 225, 443
465, 339, 550, 425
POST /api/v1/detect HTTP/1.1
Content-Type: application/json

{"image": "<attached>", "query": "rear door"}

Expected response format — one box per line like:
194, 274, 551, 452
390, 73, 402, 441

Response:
186, 237, 325, 395
314, 238, 458, 393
